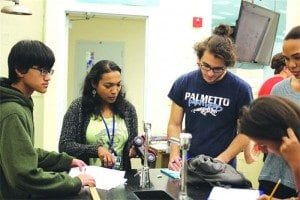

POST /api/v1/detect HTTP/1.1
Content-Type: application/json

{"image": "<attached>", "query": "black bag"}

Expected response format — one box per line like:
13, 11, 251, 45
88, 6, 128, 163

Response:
187, 154, 252, 188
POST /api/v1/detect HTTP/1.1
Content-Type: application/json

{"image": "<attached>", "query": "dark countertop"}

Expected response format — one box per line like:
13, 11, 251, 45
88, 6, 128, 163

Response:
62, 168, 212, 200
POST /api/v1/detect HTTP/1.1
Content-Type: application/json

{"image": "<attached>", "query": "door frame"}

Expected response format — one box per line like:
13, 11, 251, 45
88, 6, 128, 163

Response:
43, 0, 151, 151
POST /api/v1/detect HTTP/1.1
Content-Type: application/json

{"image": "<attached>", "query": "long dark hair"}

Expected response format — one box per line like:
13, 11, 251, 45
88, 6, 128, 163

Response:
81, 60, 126, 117
238, 95, 300, 141
270, 53, 285, 75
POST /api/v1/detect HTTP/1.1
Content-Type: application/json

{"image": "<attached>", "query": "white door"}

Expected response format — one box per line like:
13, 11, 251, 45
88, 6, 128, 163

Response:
74, 40, 124, 97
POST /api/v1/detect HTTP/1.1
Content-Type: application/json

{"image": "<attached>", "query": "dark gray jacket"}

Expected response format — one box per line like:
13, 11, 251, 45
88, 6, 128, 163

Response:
59, 97, 138, 171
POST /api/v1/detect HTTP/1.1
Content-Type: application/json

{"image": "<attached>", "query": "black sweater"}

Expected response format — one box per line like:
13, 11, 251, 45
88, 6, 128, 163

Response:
59, 97, 138, 171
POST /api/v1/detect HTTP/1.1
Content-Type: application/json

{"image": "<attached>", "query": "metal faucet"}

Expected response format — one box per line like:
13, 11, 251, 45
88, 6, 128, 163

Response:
137, 122, 152, 188
168, 133, 192, 200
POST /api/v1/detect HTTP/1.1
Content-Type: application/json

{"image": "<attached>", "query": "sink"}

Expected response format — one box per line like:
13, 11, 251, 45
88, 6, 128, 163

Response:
133, 190, 174, 200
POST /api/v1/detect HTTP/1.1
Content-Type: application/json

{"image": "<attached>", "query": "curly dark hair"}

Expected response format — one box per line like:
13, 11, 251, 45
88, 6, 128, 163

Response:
238, 95, 300, 141
194, 24, 236, 67
81, 60, 126, 118
270, 53, 286, 75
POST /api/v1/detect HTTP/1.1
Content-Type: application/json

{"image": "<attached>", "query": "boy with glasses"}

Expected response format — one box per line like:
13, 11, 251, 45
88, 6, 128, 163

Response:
0, 40, 95, 199
167, 24, 253, 171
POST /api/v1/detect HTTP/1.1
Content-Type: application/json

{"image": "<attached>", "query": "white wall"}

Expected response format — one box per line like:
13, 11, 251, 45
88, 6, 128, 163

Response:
0, 0, 45, 76
68, 16, 146, 134
0, 0, 46, 148
143, 1, 211, 134
286, 0, 300, 33
43, 0, 211, 151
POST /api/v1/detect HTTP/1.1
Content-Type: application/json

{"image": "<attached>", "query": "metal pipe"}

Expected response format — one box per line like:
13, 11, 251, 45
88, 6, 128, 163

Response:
138, 122, 152, 188
168, 133, 192, 200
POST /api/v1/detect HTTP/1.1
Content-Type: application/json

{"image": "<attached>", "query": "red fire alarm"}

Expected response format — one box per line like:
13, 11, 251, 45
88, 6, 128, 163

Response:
193, 17, 202, 28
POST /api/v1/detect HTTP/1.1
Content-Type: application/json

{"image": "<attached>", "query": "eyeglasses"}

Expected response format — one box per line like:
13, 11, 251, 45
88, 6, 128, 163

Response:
31, 66, 54, 76
197, 62, 225, 74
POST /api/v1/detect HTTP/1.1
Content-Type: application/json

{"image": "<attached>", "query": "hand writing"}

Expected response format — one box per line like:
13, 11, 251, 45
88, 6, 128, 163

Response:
168, 157, 182, 171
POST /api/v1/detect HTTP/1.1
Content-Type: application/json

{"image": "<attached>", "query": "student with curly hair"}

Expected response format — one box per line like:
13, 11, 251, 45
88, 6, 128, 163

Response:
258, 52, 292, 97
167, 24, 253, 171
238, 95, 300, 199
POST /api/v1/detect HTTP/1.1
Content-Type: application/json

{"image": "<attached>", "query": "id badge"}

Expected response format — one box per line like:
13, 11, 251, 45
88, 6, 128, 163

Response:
112, 153, 122, 170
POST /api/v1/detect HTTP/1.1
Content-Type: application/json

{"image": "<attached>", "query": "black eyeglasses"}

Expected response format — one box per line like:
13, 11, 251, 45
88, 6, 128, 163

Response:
197, 62, 225, 74
31, 66, 54, 76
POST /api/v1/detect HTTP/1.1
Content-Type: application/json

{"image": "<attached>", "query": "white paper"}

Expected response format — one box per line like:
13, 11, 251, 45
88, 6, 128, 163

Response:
149, 142, 168, 151
69, 166, 127, 190
208, 186, 261, 200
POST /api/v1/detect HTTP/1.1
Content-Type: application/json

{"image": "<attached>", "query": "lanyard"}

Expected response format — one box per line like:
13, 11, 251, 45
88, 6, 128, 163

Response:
100, 114, 115, 152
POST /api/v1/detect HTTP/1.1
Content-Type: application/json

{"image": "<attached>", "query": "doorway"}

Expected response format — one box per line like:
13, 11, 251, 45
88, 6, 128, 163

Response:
67, 13, 146, 133
74, 40, 125, 97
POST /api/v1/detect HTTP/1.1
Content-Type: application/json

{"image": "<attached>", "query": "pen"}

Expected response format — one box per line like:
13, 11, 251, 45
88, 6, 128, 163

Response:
268, 179, 281, 200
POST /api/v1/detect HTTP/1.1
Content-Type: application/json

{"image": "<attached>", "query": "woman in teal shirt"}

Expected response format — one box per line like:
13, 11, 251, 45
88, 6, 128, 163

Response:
59, 60, 138, 171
